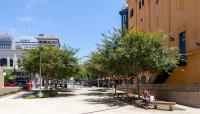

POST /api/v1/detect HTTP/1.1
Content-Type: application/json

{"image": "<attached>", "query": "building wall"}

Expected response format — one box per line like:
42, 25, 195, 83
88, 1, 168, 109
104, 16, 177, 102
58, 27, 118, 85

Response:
128, 0, 200, 84
0, 34, 13, 49
117, 84, 200, 107
166, 50, 200, 84
16, 40, 38, 50
119, 7, 129, 30
0, 50, 21, 69
0, 87, 21, 95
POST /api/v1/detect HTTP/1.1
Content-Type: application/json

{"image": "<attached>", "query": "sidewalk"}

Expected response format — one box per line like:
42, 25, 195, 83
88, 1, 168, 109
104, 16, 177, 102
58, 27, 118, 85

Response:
0, 87, 199, 114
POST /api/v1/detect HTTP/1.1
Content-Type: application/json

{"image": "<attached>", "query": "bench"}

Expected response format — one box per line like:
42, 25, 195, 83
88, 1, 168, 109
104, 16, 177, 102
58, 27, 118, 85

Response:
135, 100, 176, 111
152, 101, 176, 111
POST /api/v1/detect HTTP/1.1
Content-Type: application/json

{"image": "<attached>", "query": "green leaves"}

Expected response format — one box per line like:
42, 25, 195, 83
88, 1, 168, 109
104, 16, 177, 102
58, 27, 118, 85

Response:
4, 71, 16, 82
20, 45, 79, 80
84, 28, 180, 80
123, 29, 179, 74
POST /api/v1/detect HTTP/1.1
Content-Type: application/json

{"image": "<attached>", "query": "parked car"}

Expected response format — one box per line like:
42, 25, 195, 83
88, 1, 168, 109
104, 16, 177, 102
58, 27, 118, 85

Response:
4, 82, 16, 87
16, 81, 32, 90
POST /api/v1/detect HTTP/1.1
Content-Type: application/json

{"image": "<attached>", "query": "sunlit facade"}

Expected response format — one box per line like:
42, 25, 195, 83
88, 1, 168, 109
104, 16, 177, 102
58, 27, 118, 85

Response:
127, 0, 200, 84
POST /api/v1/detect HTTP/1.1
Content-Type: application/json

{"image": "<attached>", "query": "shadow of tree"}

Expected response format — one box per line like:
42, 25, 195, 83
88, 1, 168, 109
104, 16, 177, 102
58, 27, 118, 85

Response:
81, 106, 123, 114
81, 92, 106, 97
56, 92, 76, 98
84, 97, 127, 107
12, 90, 77, 99
82, 89, 138, 107
88, 88, 108, 92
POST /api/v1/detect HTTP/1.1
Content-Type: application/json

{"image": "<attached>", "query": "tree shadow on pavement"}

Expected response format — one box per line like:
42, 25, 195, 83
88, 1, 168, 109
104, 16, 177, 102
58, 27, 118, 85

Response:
56, 92, 76, 98
84, 97, 127, 107
82, 88, 129, 107
88, 88, 108, 92
12, 92, 32, 99
81, 106, 123, 114
81, 92, 106, 97
12, 91, 76, 99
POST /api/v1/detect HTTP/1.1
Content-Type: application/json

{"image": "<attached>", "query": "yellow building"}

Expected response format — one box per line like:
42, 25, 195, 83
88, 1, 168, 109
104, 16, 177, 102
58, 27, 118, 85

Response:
127, 0, 200, 84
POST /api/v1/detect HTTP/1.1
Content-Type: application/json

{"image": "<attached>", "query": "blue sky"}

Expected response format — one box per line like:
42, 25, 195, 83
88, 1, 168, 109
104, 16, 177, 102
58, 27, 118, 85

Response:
0, 0, 125, 61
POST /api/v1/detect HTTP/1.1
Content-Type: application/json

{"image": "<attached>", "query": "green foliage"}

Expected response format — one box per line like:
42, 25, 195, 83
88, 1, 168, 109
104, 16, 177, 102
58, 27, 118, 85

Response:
123, 29, 180, 74
20, 45, 79, 80
24, 90, 57, 99
83, 28, 180, 81
4, 71, 16, 82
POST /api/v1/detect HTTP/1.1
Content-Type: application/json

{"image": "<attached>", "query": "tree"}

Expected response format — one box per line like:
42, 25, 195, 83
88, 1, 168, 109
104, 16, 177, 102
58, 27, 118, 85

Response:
84, 28, 180, 97
83, 28, 134, 90
4, 71, 16, 82
20, 45, 79, 90
122, 29, 180, 96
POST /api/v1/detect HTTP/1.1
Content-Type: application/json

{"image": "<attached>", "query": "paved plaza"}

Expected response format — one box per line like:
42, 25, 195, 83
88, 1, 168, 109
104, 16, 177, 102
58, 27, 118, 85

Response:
0, 87, 200, 114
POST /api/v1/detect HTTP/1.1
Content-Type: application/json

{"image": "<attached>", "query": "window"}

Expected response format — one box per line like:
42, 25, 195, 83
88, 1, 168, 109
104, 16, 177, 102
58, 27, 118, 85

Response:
130, 8, 134, 17
139, 0, 144, 9
122, 15, 126, 23
179, 32, 187, 65
139, 0, 141, 9
142, 0, 144, 6
156, 0, 159, 4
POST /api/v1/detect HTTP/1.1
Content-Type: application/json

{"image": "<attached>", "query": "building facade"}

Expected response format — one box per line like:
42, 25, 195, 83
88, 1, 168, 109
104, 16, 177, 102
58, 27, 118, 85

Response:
119, 4, 129, 30
0, 50, 21, 69
16, 36, 38, 50
127, 0, 200, 84
0, 34, 14, 50
36, 34, 60, 48
0, 34, 61, 70
0, 34, 20, 69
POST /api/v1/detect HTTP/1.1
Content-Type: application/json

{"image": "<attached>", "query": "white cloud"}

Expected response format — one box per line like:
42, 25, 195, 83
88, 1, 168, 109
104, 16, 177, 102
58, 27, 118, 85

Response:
18, 16, 33, 22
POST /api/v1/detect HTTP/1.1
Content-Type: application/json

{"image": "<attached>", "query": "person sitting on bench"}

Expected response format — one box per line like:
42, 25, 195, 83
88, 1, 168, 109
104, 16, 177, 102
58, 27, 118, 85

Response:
141, 89, 151, 110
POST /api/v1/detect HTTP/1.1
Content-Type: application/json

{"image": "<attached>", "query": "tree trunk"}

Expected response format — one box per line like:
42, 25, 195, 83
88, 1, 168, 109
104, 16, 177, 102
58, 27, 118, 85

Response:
50, 79, 53, 90
44, 76, 49, 90
126, 75, 129, 97
136, 73, 140, 99
114, 81, 117, 95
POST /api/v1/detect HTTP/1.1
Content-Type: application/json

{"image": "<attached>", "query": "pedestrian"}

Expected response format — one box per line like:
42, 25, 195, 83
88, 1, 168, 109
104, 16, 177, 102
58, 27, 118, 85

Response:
141, 89, 151, 110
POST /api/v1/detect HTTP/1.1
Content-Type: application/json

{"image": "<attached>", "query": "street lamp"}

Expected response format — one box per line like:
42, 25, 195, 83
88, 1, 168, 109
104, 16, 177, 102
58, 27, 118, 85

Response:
37, 46, 43, 97
110, 40, 118, 89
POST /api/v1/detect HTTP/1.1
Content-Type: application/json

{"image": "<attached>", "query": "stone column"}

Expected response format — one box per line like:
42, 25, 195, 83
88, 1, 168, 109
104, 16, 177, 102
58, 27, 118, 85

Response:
13, 53, 18, 69
7, 56, 10, 68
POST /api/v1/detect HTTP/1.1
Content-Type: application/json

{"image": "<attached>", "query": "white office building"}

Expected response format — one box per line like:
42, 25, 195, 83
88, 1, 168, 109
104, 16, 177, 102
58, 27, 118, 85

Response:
16, 36, 38, 50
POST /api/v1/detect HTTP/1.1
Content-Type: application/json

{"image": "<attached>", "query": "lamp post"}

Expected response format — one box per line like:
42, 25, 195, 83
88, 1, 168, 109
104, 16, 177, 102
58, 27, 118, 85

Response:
37, 46, 43, 97
110, 40, 118, 89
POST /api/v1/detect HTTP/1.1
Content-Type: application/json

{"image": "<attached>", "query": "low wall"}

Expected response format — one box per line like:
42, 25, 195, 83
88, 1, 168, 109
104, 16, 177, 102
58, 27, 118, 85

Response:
148, 90, 200, 108
0, 67, 3, 88
117, 84, 200, 108
116, 84, 136, 93
0, 87, 21, 96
